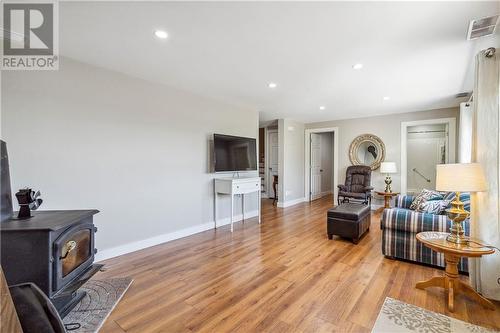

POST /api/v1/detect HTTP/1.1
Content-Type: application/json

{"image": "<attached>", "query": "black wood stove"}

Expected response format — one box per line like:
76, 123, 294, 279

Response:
0, 210, 102, 317
0, 140, 102, 318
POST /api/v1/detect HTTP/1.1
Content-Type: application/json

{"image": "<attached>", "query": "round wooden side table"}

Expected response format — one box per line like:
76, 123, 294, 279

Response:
415, 231, 495, 312
375, 191, 399, 210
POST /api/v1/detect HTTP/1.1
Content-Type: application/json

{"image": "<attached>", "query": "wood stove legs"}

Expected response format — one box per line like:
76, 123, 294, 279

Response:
52, 263, 103, 317
52, 290, 86, 318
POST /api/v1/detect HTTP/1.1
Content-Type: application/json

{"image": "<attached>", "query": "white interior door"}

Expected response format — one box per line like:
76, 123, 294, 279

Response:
268, 131, 279, 199
310, 133, 322, 201
406, 124, 448, 194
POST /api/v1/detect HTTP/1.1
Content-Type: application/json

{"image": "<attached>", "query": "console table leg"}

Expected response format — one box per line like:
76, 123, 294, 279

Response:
258, 188, 261, 224
242, 194, 245, 223
230, 194, 234, 233
214, 189, 218, 229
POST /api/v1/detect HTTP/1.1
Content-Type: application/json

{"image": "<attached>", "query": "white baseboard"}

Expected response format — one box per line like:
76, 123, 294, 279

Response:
277, 197, 306, 208
320, 190, 333, 197
95, 210, 258, 262
370, 204, 383, 211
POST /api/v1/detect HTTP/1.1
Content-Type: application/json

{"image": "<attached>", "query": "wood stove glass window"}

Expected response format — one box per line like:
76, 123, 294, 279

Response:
61, 229, 91, 277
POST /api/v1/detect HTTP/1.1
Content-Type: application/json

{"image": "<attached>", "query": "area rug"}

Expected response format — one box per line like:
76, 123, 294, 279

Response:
372, 297, 498, 333
63, 277, 133, 333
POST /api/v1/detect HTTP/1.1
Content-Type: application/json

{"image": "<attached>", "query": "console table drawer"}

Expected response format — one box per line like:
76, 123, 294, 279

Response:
214, 176, 261, 232
233, 181, 260, 194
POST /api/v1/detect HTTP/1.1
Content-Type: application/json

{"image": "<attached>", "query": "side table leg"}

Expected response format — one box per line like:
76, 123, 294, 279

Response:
416, 276, 445, 289
448, 279, 455, 312
458, 280, 496, 310
444, 253, 460, 312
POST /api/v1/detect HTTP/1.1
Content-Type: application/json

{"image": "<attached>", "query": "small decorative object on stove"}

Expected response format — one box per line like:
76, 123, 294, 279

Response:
15, 188, 43, 219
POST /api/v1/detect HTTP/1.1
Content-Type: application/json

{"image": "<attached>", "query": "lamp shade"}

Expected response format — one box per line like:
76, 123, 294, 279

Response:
436, 163, 487, 192
380, 162, 397, 174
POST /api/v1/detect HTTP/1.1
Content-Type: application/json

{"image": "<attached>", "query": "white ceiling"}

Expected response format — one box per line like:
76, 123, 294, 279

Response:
59, 1, 499, 123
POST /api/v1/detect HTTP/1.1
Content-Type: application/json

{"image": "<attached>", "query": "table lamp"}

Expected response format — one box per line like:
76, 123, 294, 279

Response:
436, 163, 487, 244
380, 162, 397, 193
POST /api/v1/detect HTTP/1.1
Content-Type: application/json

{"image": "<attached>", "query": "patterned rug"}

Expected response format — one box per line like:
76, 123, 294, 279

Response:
63, 278, 133, 333
372, 297, 498, 333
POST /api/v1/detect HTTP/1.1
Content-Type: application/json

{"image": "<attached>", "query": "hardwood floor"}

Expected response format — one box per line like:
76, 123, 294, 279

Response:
97, 195, 500, 332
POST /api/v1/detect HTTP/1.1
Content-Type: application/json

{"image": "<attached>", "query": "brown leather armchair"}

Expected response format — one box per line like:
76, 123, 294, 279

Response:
337, 165, 373, 205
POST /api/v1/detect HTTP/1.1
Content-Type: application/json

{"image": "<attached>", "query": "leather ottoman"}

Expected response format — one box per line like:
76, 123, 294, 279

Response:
327, 203, 371, 244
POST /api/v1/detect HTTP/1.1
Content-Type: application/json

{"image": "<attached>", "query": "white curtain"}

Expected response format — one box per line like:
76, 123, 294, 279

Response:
458, 102, 472, 163
470, 48, 500, 300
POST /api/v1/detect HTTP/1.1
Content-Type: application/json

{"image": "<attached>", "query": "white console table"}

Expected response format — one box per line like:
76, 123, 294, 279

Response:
214, 177, 261, 232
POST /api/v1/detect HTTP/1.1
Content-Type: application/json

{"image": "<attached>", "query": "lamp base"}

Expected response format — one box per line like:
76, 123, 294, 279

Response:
446, 233, 470, 245
445, 191, 470, 245
384, 176, 392, 193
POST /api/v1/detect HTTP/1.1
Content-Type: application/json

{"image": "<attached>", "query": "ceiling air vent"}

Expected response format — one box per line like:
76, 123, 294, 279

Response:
456, 92, 471, 99
467, 15, 500, 40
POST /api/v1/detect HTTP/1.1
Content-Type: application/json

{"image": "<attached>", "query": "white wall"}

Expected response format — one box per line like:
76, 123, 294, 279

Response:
306, 107, 458, 206
278, 119, 305, 206
319, 132, 334, 194
1, 57, 259, 259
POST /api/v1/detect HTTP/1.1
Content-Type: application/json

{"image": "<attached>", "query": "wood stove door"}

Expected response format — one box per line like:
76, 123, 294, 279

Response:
53, 222, 95, 292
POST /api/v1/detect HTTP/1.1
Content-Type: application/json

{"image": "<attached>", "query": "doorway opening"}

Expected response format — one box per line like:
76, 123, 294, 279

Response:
304, 127, 339, 204
266, 129, 279, 202
259, 121, 279, 203
401, 118, 456, 195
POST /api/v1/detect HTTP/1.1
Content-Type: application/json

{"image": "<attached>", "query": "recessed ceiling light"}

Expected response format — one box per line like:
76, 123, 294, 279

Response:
352, 63, 363, 70
319, 106, 326, 111
383, 96, 390, 101
154, 30, 168, 39
268, 82, 277, 88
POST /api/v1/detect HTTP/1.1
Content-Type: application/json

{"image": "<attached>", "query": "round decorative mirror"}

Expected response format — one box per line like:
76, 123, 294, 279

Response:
349, 134, 386, 170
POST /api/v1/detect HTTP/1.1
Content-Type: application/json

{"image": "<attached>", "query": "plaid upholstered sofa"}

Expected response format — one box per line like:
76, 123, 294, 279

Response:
381, 192, 470, 272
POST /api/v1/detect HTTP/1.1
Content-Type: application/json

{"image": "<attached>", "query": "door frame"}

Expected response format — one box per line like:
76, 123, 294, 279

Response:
266, 128, 278, 199
304, 127, 339, 203
400, 117, 456, 195
310, 133, 323, 201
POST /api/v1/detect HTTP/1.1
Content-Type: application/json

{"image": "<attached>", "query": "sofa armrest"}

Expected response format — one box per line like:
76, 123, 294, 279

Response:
381, 207, 470, 235
394, 195, 415, 209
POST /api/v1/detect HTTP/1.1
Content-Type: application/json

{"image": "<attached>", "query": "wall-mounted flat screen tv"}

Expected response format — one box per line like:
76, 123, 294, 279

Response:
214, 134, 257, 172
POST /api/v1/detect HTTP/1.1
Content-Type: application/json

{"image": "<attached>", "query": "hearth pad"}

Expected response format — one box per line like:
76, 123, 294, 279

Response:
63, 277, 133, 333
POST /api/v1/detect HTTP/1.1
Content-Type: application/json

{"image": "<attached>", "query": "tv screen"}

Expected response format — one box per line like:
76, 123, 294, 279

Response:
214, 134, 257, 172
